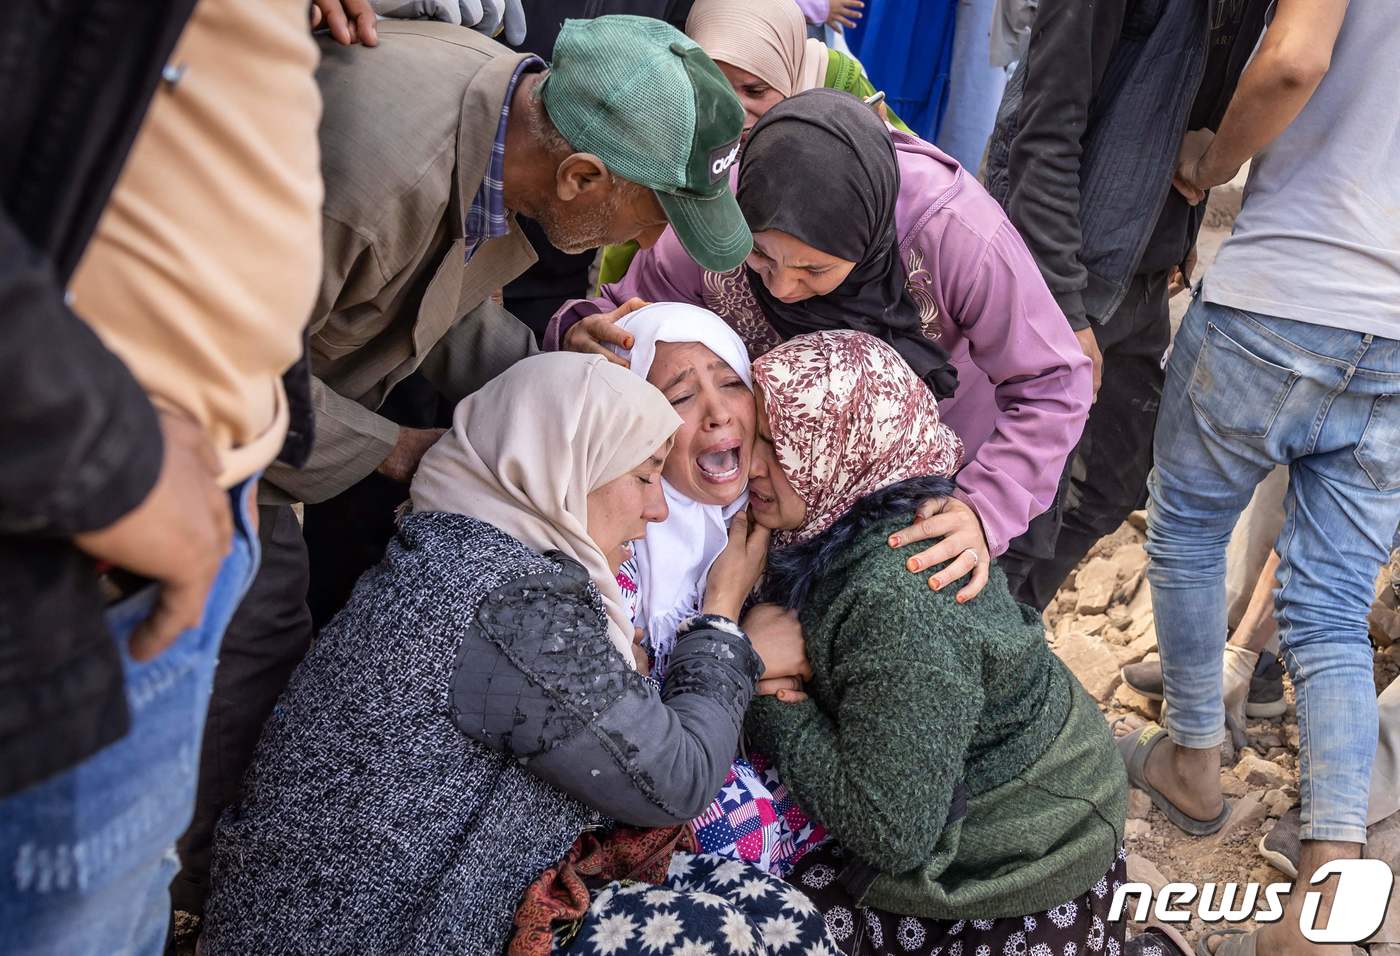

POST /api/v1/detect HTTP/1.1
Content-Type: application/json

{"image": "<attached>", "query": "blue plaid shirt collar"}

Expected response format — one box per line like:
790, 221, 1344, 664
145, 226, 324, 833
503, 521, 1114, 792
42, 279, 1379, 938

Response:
464, 56, 543, 263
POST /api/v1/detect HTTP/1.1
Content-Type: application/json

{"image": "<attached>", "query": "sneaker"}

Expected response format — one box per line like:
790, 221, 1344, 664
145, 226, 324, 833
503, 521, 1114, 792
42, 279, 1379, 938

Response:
1120, 654, 1287, 716
1259, 808, 1301, 879
1247, 654, 1287, 718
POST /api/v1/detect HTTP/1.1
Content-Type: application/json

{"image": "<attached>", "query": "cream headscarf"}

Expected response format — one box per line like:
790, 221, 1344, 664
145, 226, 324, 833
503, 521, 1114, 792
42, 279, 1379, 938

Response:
609, 303, 753, 669
411, 352, 682, 665
686, 0, 828, 99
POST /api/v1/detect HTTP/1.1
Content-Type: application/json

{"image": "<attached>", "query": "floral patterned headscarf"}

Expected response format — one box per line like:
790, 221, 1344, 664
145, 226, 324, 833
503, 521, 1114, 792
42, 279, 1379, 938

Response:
753, 330, 965, 545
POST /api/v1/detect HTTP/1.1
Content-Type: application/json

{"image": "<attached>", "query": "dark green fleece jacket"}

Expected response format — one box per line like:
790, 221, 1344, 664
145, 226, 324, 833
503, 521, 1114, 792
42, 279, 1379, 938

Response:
747, 515, 1126, 921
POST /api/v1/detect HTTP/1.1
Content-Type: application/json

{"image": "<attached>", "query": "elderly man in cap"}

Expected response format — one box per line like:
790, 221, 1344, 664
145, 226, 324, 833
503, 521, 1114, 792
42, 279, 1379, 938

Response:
171, 15, 750, 920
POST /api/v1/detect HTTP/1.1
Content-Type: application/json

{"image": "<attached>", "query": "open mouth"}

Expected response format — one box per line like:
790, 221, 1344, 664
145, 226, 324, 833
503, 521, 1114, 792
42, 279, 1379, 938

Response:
695, 439, 743, 484
749, 484, 775, 508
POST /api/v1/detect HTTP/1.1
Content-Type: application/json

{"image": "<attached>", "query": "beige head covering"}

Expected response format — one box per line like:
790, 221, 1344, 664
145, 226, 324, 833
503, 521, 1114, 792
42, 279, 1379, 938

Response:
411, 352, 682, 665
686, 0, 829, 98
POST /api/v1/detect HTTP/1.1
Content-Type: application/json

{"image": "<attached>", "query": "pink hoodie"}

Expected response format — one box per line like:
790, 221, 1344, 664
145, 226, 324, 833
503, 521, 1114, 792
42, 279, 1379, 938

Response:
547, 133, 1091, 556
793, 0, 829, 25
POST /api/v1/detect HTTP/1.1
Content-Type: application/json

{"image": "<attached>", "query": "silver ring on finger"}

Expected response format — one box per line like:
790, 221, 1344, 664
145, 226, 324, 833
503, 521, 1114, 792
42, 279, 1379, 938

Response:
962, 547, 980, 566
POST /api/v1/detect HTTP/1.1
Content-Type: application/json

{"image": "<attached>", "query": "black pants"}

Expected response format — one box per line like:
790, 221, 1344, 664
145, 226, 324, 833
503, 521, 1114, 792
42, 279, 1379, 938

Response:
171, 503, 313, 916
1001, 271, 1172, 610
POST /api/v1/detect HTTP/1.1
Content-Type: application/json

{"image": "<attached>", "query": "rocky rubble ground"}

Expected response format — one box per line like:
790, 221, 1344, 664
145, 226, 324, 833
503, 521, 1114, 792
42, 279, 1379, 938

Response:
1047, 515, 1400, 948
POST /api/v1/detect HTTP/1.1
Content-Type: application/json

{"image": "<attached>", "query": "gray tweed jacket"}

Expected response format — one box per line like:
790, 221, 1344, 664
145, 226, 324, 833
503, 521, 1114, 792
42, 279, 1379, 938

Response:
202, 512, 759, 955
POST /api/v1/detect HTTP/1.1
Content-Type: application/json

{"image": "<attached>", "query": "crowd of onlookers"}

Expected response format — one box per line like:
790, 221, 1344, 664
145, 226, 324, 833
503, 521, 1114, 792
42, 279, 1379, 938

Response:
0, 0, 1395, 954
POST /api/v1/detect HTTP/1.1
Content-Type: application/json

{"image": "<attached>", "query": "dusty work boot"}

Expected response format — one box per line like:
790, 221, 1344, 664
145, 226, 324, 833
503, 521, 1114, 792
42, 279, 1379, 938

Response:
1121, 653, 1285, 717
1247, 654, 1287, 717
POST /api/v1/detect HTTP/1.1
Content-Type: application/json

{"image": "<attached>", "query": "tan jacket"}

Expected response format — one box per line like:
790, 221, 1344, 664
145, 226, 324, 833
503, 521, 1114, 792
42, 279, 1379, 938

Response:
263, 22, 539, 504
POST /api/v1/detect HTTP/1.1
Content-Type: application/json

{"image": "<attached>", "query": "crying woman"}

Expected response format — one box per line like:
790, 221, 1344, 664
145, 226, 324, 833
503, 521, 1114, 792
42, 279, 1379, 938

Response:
608, 302, 757, 680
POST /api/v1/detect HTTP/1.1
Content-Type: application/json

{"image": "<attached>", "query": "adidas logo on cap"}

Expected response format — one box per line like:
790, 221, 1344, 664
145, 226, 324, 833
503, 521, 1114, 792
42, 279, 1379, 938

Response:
708, 139, 741, 182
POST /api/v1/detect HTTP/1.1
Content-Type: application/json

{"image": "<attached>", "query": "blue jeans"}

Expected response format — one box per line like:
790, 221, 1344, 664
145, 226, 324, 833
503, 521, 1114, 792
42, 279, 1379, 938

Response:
1146, 296, 1400, 844
0, 478, 261, 954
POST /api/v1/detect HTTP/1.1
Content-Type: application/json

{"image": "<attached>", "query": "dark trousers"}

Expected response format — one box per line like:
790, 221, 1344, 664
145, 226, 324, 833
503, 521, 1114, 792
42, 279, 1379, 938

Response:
1001, 271, 1172, 610
171, 503, 313, 916
303, 474, 412, 630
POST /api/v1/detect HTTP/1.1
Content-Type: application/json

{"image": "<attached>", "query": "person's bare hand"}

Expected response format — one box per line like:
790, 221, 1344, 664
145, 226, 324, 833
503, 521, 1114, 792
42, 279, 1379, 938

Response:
1073, 327, 1103, 402
1168, 246, 1198, 297
827, 0, 864, 30
74, 410, 232, 662
756, 674, 808, 703
703, 509, 771, 620
632, 626, 651, 676
311, 0, 379, 46
562, 298, 649, 366
742, 603, 811, 683
888, 496, 991, 603
1171, 128, 1235, 206
377, 426, 447, 483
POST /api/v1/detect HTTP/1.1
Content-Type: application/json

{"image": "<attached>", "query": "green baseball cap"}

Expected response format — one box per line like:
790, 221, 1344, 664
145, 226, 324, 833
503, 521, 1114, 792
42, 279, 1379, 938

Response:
540, 16, 752, 273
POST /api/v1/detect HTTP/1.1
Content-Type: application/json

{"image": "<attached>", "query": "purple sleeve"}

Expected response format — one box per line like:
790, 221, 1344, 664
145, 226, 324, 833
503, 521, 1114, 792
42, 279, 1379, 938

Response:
544, 227, 710, 351
940, 220, 1093, 556
793, 0, 830, 25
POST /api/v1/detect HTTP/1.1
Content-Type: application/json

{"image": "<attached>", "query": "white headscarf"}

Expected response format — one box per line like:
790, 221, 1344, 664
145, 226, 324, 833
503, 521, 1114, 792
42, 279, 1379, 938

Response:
610, 303, 753, 665
411, 352, 682, 665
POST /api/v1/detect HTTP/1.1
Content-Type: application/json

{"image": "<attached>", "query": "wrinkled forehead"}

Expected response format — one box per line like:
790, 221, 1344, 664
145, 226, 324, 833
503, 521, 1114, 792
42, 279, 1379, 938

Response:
647, 339, 741, 387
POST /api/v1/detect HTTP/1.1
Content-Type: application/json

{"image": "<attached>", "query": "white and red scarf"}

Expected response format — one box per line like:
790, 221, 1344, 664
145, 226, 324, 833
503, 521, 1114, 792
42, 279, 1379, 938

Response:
754, 330, 965, 546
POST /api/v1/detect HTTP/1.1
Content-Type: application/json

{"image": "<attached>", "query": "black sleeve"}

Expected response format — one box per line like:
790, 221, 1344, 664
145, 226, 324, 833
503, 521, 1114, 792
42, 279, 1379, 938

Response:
452, 567, 761, 827
1004, 0, 1127, 330
0, 214, 162, 536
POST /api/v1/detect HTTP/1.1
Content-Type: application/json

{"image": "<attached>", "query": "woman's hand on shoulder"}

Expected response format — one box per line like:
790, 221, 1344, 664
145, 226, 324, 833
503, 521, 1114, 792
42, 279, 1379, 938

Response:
702, 509, 770, 621
742, 603, 811, 688
888, 495, 991, 603
562, 298, 649, 365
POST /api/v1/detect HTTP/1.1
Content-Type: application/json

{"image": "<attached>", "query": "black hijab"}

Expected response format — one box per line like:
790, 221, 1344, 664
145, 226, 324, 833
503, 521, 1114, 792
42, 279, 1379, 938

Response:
737, 88, 958, 398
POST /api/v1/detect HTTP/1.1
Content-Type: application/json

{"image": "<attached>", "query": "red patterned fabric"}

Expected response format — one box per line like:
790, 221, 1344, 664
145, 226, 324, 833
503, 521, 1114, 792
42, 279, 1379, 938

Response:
753, 330, 965, 545
509, 823, 697, 956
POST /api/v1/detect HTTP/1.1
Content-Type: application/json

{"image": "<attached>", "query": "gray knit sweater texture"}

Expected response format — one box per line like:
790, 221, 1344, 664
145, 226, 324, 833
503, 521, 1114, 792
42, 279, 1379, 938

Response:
203, 513, 759, 955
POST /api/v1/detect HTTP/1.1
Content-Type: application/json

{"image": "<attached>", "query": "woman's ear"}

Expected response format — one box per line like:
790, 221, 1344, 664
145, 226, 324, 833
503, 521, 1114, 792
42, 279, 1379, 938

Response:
555, 152, 609, 201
